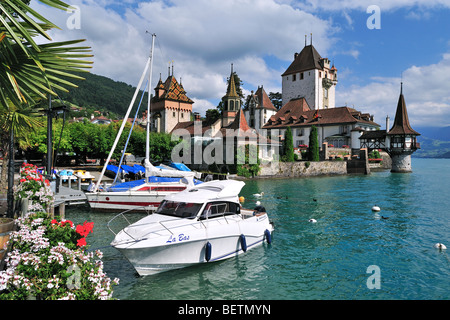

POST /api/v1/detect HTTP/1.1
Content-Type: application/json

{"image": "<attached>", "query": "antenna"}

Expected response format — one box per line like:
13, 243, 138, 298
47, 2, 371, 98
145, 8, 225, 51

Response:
305, 34, 307, 46
310, 33, 312, 45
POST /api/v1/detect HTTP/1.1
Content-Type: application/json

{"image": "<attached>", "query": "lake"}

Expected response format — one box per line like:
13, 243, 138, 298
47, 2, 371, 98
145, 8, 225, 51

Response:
65, 158, 450, 300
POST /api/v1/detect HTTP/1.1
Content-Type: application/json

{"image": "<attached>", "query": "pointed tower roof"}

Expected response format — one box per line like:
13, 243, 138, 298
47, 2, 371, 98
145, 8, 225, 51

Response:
153, 75, 194, 104
255, 86, 277, 111
224, 65, 239, 98
282, 44, 323, 76
388, 84, 420, 136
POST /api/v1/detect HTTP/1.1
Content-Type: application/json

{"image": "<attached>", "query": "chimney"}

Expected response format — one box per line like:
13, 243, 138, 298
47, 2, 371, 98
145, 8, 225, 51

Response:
386, 115, 390, 131
194, 113, 201, 121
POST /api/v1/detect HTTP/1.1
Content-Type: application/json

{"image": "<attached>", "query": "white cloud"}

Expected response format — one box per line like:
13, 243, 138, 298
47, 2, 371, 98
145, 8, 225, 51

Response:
294, 0, 450, 12
336, 52, 450, 128
32, 0, 335, 115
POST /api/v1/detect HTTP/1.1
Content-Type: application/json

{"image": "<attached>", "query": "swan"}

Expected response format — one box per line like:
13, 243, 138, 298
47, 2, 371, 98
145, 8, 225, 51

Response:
434, 243, 447, 250
253, 192, 264, 198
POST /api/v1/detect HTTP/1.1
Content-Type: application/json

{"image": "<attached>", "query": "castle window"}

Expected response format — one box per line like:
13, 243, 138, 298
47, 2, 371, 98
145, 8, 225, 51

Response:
293, 74, 296, 81
173, 111, 176, 117
319, 72, 322, 78
181, 112, 184, 118
300, 73, 304, 80
230, 100, 234, 110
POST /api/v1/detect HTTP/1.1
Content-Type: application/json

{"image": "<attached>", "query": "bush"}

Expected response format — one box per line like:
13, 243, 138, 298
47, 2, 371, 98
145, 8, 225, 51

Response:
0, 212, 119, 300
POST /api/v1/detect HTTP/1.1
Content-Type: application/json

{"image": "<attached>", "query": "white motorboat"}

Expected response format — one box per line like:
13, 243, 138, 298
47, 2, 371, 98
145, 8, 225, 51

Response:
108, 180, 274, 276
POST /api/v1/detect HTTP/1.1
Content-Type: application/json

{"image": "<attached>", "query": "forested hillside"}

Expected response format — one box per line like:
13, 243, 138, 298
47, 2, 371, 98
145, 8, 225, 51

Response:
57, 72, 149, 117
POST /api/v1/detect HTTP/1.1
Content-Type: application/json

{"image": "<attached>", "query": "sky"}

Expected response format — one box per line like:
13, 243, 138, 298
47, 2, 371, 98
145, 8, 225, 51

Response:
33, 0, 450, 128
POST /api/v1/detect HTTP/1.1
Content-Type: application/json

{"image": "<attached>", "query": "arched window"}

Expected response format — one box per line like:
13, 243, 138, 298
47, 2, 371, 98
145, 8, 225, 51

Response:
230, 100, 234, 110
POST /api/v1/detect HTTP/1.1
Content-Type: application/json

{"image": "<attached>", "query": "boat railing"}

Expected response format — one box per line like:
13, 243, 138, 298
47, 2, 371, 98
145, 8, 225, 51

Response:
107, 206, 152, 239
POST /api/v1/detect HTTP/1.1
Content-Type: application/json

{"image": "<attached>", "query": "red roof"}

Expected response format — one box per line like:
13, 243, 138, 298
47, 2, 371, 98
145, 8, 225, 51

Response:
263, 98, 379, 129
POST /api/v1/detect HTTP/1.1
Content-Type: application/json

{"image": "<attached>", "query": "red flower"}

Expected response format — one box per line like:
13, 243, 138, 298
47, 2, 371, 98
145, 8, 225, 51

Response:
60, 220, 74, 228
76, 221, 94, 237
51, 219, 58, 225
77, 237, 87, 247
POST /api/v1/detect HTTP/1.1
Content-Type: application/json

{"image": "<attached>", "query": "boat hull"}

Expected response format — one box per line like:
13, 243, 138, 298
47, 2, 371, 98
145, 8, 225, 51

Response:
86, 184, 188, 212
112, 213, 273, 275
86, 191, 165, 212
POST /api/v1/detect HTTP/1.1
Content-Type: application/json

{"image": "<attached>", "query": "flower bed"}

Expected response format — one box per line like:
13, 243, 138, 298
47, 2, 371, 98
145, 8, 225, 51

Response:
0, 163, 119, 300
14, 163, 54, 213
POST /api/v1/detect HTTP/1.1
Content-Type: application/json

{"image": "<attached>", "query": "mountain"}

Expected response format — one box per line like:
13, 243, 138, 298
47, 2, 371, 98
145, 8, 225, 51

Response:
57, 72, 149, 118
414, 126, 450, 158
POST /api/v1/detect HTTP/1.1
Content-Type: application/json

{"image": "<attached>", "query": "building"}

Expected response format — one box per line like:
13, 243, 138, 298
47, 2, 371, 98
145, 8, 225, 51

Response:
262, 97, 379, 149
171, 67, 279, 169
360, 84, 420, 172
150, 69, 194, 133
281, 38, 338, 109
243, 86, 278, 135
221, 65, 242, 127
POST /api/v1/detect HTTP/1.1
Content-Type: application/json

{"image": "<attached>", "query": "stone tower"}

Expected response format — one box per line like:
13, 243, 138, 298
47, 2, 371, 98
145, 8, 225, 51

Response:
151, 68, 194, 133
386, 84, 420, 172
281, 36, 337, 109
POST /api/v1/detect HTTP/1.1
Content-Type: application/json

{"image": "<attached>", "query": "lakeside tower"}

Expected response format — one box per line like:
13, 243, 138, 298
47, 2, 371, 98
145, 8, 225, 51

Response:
386, 84, 420, 172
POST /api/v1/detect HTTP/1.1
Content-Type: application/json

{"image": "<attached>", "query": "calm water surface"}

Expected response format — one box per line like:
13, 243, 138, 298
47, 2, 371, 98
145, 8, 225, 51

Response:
66, 158, 450, 300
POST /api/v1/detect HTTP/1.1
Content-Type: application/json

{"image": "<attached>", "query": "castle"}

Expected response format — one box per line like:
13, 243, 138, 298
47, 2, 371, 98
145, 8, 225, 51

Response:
164, 37, 419, 171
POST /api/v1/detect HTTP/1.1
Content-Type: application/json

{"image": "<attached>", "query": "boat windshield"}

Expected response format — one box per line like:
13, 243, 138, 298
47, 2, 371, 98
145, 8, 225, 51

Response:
155, 200, 203, 219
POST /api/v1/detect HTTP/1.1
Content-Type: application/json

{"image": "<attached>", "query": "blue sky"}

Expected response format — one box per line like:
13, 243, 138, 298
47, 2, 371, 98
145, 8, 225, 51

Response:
34, 0, 450, 128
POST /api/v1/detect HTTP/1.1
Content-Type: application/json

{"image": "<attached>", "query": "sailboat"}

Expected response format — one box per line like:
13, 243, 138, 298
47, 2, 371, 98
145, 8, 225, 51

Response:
86, 34, 201, 212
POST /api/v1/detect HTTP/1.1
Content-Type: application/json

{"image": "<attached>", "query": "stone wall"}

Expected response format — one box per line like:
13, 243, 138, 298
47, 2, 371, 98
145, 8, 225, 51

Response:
259, 160, 347, 178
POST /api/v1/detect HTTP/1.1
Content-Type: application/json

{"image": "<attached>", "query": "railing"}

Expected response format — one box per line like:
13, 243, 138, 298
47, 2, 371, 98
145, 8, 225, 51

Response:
107, 209, 245, 243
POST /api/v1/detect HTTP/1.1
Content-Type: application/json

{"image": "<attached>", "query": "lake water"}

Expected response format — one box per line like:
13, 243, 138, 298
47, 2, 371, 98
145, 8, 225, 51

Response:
65, 158, 450, 300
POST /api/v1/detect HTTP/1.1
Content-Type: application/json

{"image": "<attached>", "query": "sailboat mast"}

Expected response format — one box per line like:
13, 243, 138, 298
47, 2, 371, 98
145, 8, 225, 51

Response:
146, 33, 156, 184
93, 46, 152, 192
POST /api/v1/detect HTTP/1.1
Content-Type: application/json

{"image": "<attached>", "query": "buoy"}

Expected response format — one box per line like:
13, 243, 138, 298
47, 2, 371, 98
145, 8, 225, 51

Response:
372, 205, 381, 212
264, 229, 272, 244
239, 196, 245, 203
253, 192, 264, 198
308, 218, 317, 223
239, 234, 247, 252
434, 243, 447, 250
205, 242, 212, 262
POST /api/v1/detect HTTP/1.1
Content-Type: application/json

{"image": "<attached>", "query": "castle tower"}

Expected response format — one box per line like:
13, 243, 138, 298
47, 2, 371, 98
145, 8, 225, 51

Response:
222, 64, 241, 127
151, 68, 194, 133
386, 84, 420, 173
281, 36, 337, 109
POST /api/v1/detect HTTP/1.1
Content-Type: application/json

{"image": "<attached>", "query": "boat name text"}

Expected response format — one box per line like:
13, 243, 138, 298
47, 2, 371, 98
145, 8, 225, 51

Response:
166, 233, 190, 244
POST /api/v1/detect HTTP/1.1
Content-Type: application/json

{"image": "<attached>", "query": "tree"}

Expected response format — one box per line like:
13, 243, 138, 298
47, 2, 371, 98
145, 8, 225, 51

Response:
283, 127, 295, 162
269, 92, 282, 110
308, 125, 320, 161
0, 0, 92, 216
205, 109, 220, 125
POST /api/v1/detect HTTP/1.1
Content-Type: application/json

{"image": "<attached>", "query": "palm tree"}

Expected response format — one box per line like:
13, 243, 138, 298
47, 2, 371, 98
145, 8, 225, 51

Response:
0, 0, 93, 216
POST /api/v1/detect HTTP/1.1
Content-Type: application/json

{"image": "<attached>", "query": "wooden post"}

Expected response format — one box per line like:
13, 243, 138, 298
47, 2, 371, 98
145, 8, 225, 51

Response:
59, 202, 65, 220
